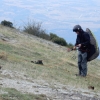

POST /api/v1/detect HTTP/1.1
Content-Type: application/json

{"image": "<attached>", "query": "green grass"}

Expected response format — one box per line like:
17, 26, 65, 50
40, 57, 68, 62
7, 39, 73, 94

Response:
0, 88, 47, 100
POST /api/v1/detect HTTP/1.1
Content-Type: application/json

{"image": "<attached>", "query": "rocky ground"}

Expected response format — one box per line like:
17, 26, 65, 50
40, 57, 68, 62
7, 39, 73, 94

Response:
0, 69, 100, 100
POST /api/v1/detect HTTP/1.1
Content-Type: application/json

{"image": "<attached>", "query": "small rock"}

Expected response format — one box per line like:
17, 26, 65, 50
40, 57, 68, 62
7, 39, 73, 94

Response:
31, 60, 43, 65
88, 86, 94, 90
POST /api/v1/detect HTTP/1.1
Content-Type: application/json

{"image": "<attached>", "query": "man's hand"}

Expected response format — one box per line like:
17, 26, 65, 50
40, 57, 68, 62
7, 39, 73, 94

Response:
67, 45, 80, 52
77, 44, 81, 47
73, 46, 76, 50
72, 44, 81, 50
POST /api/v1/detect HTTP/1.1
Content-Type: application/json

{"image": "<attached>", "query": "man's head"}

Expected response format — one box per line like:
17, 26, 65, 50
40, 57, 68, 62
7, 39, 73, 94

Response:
73, 25, 83, 34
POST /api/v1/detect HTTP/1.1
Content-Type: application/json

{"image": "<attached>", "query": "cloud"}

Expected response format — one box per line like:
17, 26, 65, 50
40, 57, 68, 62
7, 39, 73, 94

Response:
1, 0, 100, 45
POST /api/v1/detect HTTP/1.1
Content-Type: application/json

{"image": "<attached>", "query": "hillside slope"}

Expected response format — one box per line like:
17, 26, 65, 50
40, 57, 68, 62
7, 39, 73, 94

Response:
0, 25, 100, 100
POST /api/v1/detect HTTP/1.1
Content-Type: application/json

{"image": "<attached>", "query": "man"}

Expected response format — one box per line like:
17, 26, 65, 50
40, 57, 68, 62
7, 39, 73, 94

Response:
73, 25, 90, 77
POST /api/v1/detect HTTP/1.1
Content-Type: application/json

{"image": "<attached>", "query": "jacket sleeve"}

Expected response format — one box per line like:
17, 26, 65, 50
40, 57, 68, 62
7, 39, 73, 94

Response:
75, 36, 78, 46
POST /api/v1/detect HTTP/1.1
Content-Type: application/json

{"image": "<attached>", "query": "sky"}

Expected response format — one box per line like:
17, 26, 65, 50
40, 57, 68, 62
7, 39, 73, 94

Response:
0, 0, 100, 46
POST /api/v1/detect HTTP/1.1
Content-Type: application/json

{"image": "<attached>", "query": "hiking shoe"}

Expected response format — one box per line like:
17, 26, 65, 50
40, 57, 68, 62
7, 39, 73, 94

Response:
75, 74, 81, 76
81, 75, 86, 77
75, 74, 86, 77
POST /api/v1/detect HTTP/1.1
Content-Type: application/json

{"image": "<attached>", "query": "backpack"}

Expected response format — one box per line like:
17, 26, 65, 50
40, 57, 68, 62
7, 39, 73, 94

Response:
86, 28, 99, 61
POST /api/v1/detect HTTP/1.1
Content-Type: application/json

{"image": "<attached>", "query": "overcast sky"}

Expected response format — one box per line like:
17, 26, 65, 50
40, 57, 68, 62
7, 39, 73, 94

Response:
0, 0, 100, 45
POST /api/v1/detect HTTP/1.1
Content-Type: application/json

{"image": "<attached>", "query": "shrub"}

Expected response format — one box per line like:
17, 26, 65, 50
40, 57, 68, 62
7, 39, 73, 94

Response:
39, 31, 50, 40
23, 20, 50, 40
50, 33, 58, 40
1, 20, 14, 28
52, 37, 67, 46
23, 21, 42, 36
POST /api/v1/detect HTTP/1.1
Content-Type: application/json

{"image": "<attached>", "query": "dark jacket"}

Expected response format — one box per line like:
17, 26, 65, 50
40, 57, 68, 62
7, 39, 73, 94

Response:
75, 31, 90, 52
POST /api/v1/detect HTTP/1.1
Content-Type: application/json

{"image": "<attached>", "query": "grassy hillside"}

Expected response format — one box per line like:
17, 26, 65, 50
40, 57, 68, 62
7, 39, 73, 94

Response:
0, 25, 100, 100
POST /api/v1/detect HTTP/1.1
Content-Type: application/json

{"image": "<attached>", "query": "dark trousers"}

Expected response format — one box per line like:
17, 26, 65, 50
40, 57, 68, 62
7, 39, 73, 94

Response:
78, 51, 87, 76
